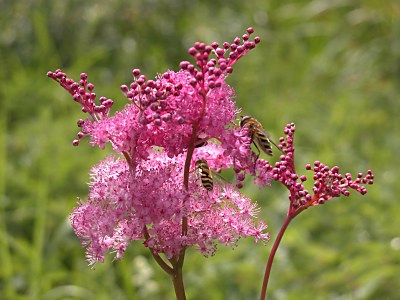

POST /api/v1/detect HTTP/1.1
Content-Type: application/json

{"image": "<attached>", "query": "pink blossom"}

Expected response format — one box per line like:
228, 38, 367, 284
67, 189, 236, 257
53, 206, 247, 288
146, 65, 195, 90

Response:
70, 149, 268, 264
53, 28, 270, 266
48, 27, 375, 300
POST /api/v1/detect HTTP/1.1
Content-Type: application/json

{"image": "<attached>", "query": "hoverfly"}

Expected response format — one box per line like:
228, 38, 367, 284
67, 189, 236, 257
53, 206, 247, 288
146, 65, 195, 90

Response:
195, 159, 213, 191
240, 116, 279, 156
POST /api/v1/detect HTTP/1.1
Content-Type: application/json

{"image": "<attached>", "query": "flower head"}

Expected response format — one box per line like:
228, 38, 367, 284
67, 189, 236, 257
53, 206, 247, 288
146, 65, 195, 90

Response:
70, 148, 268, 264
48, 28, 260, 158
269, 123, 374, 216
50, 28, 268, 265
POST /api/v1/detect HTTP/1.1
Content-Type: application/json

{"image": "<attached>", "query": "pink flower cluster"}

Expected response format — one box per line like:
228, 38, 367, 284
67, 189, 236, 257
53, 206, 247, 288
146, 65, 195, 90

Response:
49, 28, 271, 265
70, 147, 269, 265
48, 27, 374, 268
269, 123, 374, 216
47, 28, 260, 162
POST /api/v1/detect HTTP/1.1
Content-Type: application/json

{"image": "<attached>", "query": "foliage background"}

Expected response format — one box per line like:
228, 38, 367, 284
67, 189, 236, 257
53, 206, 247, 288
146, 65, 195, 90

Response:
1, 0, 399, 299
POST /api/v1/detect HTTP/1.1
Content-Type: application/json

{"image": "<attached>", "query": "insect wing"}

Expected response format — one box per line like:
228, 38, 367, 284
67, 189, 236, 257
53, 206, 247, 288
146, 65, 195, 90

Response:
254, 128, 273, 156
241, 116, 275, 156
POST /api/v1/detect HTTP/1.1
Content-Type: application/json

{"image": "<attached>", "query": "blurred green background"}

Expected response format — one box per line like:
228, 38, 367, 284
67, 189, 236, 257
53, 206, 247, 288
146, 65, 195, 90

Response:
1, 0, 399, 299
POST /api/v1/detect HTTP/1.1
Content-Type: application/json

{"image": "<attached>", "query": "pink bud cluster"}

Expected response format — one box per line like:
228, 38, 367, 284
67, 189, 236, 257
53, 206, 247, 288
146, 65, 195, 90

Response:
47, 70, 114, 146
306, 162, 374, 200
271, 123, 374, 215
179, 27, 260, 92
120, 69, 182, 124
49, 28, 261, 160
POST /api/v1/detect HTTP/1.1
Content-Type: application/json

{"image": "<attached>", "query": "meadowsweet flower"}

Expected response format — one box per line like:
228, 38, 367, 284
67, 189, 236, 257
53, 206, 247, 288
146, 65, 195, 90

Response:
51, 28, 270, 298
270, 123, 374, 215
70, 149, 268, 264
48, 28, 261, 162
48, 27, 375, 299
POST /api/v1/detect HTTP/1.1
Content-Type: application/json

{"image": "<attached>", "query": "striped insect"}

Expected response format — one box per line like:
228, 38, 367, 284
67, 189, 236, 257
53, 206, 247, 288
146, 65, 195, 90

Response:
240, 115, 279, 156
195, 159, 214, 191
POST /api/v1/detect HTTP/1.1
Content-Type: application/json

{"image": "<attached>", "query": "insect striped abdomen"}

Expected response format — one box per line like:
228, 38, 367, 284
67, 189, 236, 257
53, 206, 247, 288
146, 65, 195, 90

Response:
240, 116, 273, 156
195, 159, 213, 191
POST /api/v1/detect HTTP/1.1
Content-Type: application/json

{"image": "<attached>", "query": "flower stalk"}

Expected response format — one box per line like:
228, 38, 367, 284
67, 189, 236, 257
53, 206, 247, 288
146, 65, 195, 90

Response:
260, 212, 293, 300
258, 123, 374, 299
170, 262, 186, 300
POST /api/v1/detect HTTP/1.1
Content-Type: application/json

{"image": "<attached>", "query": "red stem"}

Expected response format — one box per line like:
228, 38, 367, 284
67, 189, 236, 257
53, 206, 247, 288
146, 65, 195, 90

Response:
260, 212, 293, 300
174, 76, 208, 299
171, 267, 186, 300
